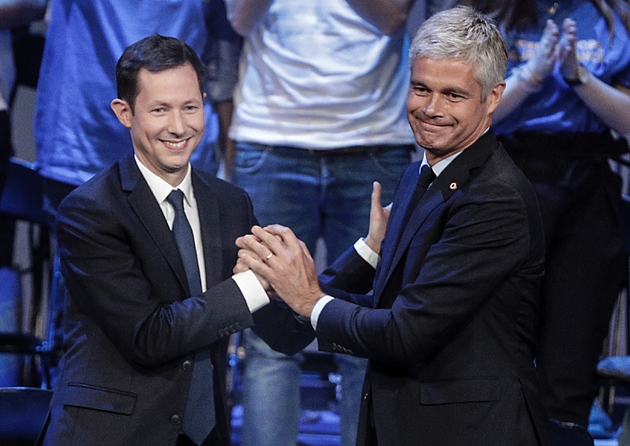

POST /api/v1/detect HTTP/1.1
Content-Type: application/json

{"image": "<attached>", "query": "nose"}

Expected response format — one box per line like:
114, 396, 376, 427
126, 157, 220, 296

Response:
167, 110, 186, 136
423, 94, 443, 118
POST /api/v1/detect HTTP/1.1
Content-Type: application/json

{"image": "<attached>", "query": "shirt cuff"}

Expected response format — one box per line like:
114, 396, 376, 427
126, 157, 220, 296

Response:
310, 295, 334, 330
355, 238, 380, 269
232, 270, 270, 312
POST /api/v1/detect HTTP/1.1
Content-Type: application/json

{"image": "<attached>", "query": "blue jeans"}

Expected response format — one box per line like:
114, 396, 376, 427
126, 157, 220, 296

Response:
232, 142, 412, 446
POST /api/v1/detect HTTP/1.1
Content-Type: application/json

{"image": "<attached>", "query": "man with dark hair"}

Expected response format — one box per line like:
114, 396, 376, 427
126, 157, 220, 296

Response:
236, 7, 552, 446
36, 35, 308, 446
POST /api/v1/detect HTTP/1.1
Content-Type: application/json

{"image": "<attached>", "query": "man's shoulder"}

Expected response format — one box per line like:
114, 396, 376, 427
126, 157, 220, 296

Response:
64, 162, 121, 199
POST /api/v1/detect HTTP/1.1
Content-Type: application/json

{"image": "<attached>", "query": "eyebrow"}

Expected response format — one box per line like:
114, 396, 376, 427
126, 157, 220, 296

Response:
410, 79, 471, 97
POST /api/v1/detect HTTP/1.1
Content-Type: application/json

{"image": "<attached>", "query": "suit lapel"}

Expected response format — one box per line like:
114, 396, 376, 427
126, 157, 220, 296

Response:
120, 154, 190, 295
192, 172, 223, 289
374, 163, 420, 292
373, 131, 498, 304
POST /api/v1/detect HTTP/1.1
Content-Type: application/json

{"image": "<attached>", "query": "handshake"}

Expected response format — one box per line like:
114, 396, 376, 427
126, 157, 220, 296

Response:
234, 223, 325, 318
234, 181, 392, 318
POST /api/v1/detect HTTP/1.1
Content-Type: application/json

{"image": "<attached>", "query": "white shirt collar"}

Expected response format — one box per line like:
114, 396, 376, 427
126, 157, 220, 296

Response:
421, 127, 489, 176
134, 155, 194, 205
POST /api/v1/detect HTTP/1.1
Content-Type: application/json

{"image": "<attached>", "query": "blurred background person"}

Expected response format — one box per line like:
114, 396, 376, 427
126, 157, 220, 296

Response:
225, 0, 417, 444
438, 0, 630, 442
203, 0, 242, 180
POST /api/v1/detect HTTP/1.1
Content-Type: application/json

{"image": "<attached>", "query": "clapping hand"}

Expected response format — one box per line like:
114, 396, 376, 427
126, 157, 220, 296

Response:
557, 18, 579, 80
519, 19, 559, 88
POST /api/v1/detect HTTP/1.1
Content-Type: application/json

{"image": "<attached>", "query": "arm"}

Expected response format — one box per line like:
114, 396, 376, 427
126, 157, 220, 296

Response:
235, 181, 389, 312
216, 100, 236, 180
57, 187, 254, 367
224, 0, 273, 36
315, 184, 537, 367
0, 0, 46, 29
346, 0, 415, 35
493, 19, 559, 123
242, 170, 539, 368
204, 0, 242, 179
556, 18, 630, 136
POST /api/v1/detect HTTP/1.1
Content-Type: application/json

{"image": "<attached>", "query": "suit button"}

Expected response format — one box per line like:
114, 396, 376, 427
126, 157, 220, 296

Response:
182, 360, 192, 371
170, 414, 181, 426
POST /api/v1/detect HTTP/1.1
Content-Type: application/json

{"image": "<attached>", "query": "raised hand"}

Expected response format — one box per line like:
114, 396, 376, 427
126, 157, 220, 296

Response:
364, 181, 392, 254
557, 18, 579, 80
518, 19, 559, 89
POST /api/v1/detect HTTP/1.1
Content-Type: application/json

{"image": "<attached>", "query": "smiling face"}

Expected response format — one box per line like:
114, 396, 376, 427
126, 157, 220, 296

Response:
406, 57, 504, 164
111, 63, 205, 186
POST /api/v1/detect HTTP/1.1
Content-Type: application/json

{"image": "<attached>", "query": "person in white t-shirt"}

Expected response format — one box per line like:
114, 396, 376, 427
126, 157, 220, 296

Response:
225, 1, 417, 445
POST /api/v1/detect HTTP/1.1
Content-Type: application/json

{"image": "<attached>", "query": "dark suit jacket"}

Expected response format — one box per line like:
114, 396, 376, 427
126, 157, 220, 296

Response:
317, 131, 551, 446
38, 154, 309, 446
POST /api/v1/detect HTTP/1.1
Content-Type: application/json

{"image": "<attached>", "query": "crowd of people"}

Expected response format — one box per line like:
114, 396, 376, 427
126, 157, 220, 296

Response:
1, 1, 629, 445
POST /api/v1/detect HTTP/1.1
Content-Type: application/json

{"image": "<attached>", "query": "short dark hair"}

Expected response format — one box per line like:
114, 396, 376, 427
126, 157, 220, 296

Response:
115, 34, 206, 113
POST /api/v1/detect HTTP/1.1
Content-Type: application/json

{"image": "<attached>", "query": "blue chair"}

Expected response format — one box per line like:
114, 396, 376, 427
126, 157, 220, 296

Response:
0, 386, 51, 445
0, 158, 53, 388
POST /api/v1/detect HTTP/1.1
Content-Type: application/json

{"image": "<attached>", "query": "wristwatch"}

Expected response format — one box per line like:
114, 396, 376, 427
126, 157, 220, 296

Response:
563, 64, 589, 87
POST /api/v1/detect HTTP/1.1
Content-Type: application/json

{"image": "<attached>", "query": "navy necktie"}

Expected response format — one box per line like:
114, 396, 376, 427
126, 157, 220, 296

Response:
167, 189, 215, 445
406, 164, 436, 221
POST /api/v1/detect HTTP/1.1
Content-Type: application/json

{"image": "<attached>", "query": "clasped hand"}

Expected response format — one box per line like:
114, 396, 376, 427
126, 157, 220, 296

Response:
234, 224, 323, 318
234, 181, 391, 318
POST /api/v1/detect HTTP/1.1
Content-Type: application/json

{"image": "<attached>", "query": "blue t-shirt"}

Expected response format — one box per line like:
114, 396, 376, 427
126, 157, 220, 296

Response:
35, 0, 219, 185
493, 0, 630, 136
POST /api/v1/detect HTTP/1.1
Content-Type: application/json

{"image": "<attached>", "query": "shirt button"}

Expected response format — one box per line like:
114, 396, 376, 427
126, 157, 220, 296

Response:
182, 360, 192, 371
170, 414, 181, 426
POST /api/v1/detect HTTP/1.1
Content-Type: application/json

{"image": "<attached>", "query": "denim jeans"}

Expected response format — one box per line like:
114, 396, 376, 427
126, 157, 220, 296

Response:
232, 142, 412, 446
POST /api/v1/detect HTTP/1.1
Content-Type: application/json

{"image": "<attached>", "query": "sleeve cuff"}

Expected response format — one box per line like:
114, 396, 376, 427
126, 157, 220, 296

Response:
355, 238, 380, 269
232, 270, 270, 312
310, 295, 334, 330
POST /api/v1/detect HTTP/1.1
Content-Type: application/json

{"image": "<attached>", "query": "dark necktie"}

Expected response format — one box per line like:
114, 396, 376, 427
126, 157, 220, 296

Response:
406, 164, 436, 220
167, 189, 215, 445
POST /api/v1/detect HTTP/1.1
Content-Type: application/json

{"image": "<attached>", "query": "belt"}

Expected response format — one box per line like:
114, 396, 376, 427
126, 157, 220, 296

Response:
306, 144, 413, 156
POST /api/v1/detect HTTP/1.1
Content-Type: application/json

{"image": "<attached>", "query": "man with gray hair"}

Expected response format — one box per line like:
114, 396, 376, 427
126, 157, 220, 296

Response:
235, 6, 552, 446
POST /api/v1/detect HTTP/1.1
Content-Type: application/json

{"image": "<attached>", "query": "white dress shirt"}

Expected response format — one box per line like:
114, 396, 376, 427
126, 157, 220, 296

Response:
135, 156, 269, 312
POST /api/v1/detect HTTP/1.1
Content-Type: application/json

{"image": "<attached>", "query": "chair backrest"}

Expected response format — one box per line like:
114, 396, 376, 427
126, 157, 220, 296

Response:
0, 386, 51, 445
0, 157, 47, 226
621, 194, 630, 254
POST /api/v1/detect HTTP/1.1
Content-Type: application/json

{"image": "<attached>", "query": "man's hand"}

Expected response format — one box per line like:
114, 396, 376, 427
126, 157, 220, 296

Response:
233, 252, 272, 291
236, 225, 325, 317
364, 181, 391, 254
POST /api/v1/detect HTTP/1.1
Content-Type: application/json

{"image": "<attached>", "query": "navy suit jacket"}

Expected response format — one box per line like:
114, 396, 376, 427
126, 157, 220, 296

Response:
38, 154, 309, 446
317, 131, 552, 446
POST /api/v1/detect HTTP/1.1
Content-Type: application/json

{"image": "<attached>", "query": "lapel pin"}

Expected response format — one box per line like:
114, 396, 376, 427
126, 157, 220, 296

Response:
450, 182, 458, 190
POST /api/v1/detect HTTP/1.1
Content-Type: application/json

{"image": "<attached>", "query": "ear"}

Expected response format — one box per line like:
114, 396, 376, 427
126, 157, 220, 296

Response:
486, 80, 506, 115
111, 99, 133, 129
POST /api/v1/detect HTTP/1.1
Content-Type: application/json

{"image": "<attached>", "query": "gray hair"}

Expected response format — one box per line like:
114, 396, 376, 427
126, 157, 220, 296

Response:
409, 6, 507, 100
